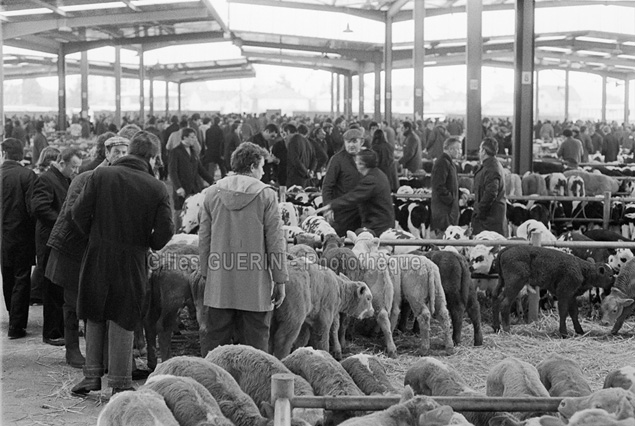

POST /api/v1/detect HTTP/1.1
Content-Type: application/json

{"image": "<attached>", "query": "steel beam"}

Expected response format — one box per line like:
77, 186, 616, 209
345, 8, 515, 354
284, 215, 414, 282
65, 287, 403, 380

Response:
178, 82, 182, 116
121, 0, 141, 12
242, 50, 359, 72
512, 0, 535, 176
149, 77, 155, 119
177, 70, 256, 83
29, 0, 67, 16
387, 0, 410, 18
3, 35, 60, 54
346, 72, 353, 118
226, 0, 385, 22
384, 15, 393, 125
602, 74, 607, 122
201, 0, 230, 34
57, 46, 66, 132
413, 0, 424, 121
465, 0, 482, 158
80, 29, 89, 119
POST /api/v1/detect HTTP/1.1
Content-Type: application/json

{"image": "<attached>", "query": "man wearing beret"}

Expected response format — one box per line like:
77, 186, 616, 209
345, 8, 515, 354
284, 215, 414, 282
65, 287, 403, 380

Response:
322, 128, 363, 236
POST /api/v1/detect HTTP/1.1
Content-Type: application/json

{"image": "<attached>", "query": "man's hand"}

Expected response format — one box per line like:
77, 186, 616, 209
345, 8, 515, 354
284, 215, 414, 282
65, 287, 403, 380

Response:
272, 283, 286, 308
176, 188, 186, 198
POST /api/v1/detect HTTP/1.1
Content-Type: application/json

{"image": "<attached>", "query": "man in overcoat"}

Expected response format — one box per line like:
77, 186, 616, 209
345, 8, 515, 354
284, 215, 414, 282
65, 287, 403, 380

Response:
472, 138, 507, 236
430, 137, 461, 237
70, 131, 173, 395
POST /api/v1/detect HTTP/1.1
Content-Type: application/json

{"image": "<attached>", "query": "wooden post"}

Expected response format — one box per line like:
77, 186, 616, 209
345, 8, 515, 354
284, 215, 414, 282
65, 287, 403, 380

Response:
603, 191, 611, 229
272, 374, 294, 426
528, 232, 542, 323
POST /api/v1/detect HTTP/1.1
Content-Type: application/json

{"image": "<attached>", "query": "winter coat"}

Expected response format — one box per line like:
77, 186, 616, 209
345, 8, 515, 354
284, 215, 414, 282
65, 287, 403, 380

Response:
430, 152, 459, 233
198, 175, 288, 312
72, 156, 174, 331
557, 137, 584, 166
472, 156, 507, 236
31, 166, 70, 262
399, 131, 422, 173
330, 168, 395, 236
204, 124, 225, 164
224, 132, 242, 170
1, 161, 36, 267
426, 126, 447, 160
322, 149, 362, 236
602, 132, 621, 162
286, 134, 313, 187
169, 144, 215, 210
372, 136, 398, 192
31, 132, 48, 167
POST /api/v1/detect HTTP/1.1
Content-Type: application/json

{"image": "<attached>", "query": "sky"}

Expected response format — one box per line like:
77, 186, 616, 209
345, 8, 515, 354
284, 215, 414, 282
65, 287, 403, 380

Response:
3, 2, 635, 119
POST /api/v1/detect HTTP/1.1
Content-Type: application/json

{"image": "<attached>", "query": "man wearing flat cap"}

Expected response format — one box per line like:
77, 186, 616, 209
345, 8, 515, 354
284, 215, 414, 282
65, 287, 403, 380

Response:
322, 128, 363, 236
102, 136, 130, 167
471, 137, 507, 236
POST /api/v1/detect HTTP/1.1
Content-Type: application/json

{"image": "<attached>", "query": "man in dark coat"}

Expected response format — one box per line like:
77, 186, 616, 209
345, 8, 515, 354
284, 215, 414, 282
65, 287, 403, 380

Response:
31, 120, 48, 167
425, 122, 449, 160
31, 147, 82, 346
431, 136, 461, 237
70, 131, 173, 395
203, 116, 227, 179
371, 128, 398, 192
1, 139, 36, 339
249, 123, 279, 184
322, 128, 363, 236
602, 126, 621, 163
472, 138, 507, 236
399, 121, 422, 174
286, 130, 313, 187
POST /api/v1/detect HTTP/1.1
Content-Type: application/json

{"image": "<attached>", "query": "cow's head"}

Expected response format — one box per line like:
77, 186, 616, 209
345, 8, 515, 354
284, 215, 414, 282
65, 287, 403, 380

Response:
600, 289, 634, 326
468, 245, 496, 274
444, 225, 467, 241
547, 173, 567, 196
567, 176, 586, 198
347, 230, 380, 256
608, 249, 634, 273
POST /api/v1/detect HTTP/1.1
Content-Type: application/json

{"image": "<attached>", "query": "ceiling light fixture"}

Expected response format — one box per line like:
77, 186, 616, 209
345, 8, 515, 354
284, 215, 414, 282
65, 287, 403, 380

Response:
343, 23, 353, 33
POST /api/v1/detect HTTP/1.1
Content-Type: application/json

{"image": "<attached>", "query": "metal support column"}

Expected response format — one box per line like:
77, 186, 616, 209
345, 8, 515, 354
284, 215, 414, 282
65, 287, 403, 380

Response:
343, 74, 349, 118
139, 46, 145, 126
330, 73, 334, 116
336, 74, 341, 116
177, 82, 182, 116
374, 57, 382, 121
80, 29, 89, 119
346, 72, 353, 119
602, 75, 607, 122
358, 69, 365, 118
165, 81, 170, 118
512, 0, 535, 176
149, 77, 154, 119
57, 46, 67, 132
115, 46, 122, 128
384, 15, 393, 125
624, 78, 630, 125
564, 70, 570, 121
413, 0, 425, 121
535, 69, 540, 121
466, 0, 482, 158
0, 22, 4, 137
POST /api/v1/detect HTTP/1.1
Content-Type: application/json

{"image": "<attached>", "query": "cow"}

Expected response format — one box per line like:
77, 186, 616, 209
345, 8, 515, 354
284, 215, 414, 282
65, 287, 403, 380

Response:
493, 246, 614, 337
379, 228, 422, 254
279, 202, 300, 227
516, 219, 557, 244
522, 172, 548, 196
301, 215, 337, 238
545, 173, 568, 196
564, 169, 619, 196
621, 203, 635, 239
601, 257, 635, 335
442, 225, 468, 254
393, 198, 431, 239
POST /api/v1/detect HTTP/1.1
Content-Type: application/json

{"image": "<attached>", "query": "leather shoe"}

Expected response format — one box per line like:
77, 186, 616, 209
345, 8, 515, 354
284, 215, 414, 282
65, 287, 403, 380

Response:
43, 337, 65, 346
131, 369, 150, 381
112, 386, 135, 396
71, 377, 101, 395
8, 328, 26, 339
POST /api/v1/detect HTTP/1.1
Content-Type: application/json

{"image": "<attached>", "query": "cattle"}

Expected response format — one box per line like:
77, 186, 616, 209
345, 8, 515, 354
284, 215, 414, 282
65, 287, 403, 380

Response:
493, 246, 614, 337
179, 187, 211, 234
604, 366, 635, 396
488, 415, 566, 426
564, 169, 619, 196
96, 389, 179, 426
536, 354, 592, 398
467, 230, 507, 275
609, 249, 635, 274
270, 258, 374, 360
486, 357, 551, 420
379, 228, 422, 254
336, 387, 445, 426
141, 374, 234, 426
283, 347, 365, 425
558, 388, 635, 423
522, 173, 548, 196
507, 202, 531, 236
601, 257, 635, 335
393, 198, 431, 239
322, 234, 345, 253
205, 345, 320, 426
283, 225, 305, 240
458, 188, 474, 230
340, 354, 397, 395
533, 160, 565, 175
347, 230, 380, 258
443, 225, 468, 254
622, 203, 635, 239
545, 173, 568, 196
151, 356, 280, 426
301, 215, 337, 238
504, 171, 523, 198
516, 219, 557, 244
279, 202, 300, 227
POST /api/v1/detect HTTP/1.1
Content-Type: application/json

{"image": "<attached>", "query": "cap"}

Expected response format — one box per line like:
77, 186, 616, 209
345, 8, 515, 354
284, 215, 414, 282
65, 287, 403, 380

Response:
343, 128, 364, 140
104, 136, 130, 148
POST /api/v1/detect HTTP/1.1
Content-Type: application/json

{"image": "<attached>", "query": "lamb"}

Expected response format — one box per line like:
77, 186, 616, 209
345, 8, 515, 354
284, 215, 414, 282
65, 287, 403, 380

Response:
486, 357, 551, 420
604, 366, 635, 394
141, 374, 233, 426
97, 389, 179, 426
340, 354, 397, 395
493, 246, 614, 337
536, 354, 592, 397
287, 244, 319, 262
601, 257, 635, 335
151, 355, 278, 426
567, 408, 635, 426
282, 347, 365, 425
205, 344, 321, 426
558, 388, 635, 423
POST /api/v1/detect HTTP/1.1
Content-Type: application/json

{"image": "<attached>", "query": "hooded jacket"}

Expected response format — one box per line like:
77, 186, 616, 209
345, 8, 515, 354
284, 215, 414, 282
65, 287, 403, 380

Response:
199, 174, 288, 312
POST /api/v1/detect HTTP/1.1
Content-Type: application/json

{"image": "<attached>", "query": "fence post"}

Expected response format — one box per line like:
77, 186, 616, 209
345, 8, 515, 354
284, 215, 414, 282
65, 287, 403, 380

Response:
603, 191, 611, 229
527, 232, 542, 323
272, 373, 294, 426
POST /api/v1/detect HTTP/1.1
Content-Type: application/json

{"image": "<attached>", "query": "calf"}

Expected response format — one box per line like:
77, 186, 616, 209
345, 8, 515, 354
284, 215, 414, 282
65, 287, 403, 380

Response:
301, 215, 337, 238
564, 169, 619, 196
516, 219, 557, 244
558, 388, 635, 423
393, 199, 430, 239
536, 354, 592, 397
621, 202, 635, 239
604, 366, 635, 394
601, 257, 635, 335
494, 246, 614, 337
279, 201, 300, 227
340, 354, 397, 395
97, 389, 179, 426
205, 345, 321, 426
379, 228, 422, 254
142, 374, 233, 426
522, 173, 548, 196
486, 357, 551, 420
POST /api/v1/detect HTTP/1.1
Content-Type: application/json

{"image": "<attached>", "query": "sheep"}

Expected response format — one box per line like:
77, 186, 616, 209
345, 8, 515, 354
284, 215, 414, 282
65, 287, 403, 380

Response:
486, 357, 551, 420
287, 244, 319, 262
567, 408, 635, 426
151, 356, 275, 426
282, 347, 365, 425
97, 389, 179, 426
488, 415, 565, 426
205, 345, 321, 426
604, 366, 635, 394
141, 374, 233, 426
558, 388, 635, 423
340, 354, 397, 395
536, 354, 592, 398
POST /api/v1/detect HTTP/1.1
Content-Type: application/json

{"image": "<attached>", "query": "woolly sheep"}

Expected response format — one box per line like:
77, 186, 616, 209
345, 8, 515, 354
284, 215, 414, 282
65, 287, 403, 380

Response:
340, 354, 397, 395
97, 389, 179, 426
559, 388, 635, 423
536, 354, 592, 398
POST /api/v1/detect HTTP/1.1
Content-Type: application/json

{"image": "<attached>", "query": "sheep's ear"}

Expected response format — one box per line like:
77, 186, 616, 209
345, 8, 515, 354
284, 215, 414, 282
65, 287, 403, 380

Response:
260, 401, 274, 419
338, 272, 350, 281
346, 230, 357, 243
399, 385, 414, 403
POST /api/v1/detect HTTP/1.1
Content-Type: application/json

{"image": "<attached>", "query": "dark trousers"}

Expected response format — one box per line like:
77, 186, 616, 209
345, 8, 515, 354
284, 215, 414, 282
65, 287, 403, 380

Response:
206, 161, 227, 179
30, 263, 44, 302
2, 263, 32, 331
43, 278, 65, 339
64, 283, 80, 332
200, 308, 272, 356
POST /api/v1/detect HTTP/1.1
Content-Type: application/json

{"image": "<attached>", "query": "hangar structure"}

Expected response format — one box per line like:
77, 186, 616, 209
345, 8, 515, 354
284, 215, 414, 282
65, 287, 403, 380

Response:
1, 0, 635, 173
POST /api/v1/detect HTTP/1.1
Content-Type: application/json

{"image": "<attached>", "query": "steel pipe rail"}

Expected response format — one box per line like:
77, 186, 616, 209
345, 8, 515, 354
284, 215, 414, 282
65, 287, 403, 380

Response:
358, 238, 635, 250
